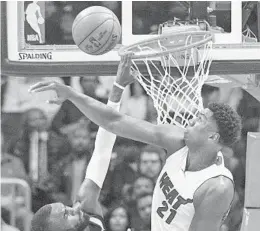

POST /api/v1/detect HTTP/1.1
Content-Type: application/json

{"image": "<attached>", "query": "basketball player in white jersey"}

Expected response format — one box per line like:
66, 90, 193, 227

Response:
29, 58, 132, 231
30, 53, 242, 231
25, 1, 44, 43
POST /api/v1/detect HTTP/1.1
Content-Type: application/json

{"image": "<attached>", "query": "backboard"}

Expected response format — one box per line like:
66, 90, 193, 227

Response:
1, 1, 260, 77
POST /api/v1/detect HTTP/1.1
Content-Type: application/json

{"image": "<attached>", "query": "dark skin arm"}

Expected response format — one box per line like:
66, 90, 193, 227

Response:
189, 176, 234, 231
29, 55, 185, 155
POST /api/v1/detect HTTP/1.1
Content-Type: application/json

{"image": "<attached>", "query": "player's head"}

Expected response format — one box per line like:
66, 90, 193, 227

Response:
185, 102, 242, 150
31, 203, 103, 231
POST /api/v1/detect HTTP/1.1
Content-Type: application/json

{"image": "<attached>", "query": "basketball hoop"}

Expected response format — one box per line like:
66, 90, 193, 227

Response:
119, 28, 213, 128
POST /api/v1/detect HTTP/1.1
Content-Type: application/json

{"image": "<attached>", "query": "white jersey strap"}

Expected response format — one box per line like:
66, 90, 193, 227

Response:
89, 216, 105, 231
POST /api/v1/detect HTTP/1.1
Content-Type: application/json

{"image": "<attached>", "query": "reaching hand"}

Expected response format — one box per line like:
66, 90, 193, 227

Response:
116, 52, 135, 87
28, 81, 74, 105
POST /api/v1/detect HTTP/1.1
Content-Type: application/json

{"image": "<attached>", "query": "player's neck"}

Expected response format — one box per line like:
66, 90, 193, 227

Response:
186, 147, 218, 172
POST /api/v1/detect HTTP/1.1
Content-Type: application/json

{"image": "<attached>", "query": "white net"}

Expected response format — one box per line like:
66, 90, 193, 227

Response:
242, 25, 258, 43
127, 32, 213, 128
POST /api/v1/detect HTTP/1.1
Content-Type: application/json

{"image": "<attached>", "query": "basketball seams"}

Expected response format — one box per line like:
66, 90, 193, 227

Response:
72, 12, 114, 36
78, 18, 113, 47
97, 14, 121, 54
72, 7, 121, 55
92, 17, 116, 55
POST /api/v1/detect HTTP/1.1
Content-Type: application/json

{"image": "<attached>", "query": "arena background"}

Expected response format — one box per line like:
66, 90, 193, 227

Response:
1, 1, 260, 231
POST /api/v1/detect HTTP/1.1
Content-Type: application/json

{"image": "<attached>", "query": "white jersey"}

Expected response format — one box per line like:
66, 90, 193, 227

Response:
151, 146, 233, 231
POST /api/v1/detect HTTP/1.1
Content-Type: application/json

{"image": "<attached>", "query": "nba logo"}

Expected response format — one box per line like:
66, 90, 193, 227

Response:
24, 1, 45, 44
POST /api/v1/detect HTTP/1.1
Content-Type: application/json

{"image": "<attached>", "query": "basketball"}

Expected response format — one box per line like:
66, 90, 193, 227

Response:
72, 6, 121, 55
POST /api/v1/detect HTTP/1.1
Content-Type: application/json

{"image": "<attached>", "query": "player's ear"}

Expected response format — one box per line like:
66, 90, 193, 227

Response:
188, 118, 196, 127
209, 132, 220, 142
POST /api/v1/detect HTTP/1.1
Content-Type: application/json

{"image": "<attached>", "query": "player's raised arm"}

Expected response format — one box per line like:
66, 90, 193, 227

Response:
72, 76, 124, 216
29, 54, 185, 154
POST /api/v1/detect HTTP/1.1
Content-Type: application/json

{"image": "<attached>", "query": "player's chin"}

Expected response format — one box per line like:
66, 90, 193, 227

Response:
184, 135, 191, 146
184, 127, 193, 138
183, 132, 189, 143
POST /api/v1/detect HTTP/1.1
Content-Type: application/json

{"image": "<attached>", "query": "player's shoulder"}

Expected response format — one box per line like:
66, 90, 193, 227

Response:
194, 176, 234, 206
205, 176, 233, 193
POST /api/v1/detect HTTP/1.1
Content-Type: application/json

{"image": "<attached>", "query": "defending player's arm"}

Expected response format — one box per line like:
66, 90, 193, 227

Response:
72, 84, 123, 216
188, 176, 234, 231
29, 55, 185, 154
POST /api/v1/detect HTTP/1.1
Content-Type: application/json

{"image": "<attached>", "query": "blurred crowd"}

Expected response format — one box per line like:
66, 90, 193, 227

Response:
25, 1, 259, 46
1, 74, 260, 231
38, 1, 233, 42
33, 1, 122, 45
132, 1, 232, 34
29, 1, 234, 45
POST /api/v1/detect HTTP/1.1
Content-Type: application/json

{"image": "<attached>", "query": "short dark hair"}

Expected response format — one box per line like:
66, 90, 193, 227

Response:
208, 103, 242, 147
31, 204, 52, 231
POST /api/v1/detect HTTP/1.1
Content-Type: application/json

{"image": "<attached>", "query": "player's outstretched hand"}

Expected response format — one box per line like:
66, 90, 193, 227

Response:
116, 52, 135, 87
28, 81, 74, 105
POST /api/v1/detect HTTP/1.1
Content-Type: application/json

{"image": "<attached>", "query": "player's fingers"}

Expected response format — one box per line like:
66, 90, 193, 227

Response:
121, 49, 133, 56
125, 52, 134, 65
130, 69, 139, 78
124, 51, 134, 59
120, 53, 126, 63
120, 52, 133, 68
47, 99, 63, 105
121, 51, 134, 62
30, 85, 55, 93
126, 51, 134, 57
29, 81, 55, 92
